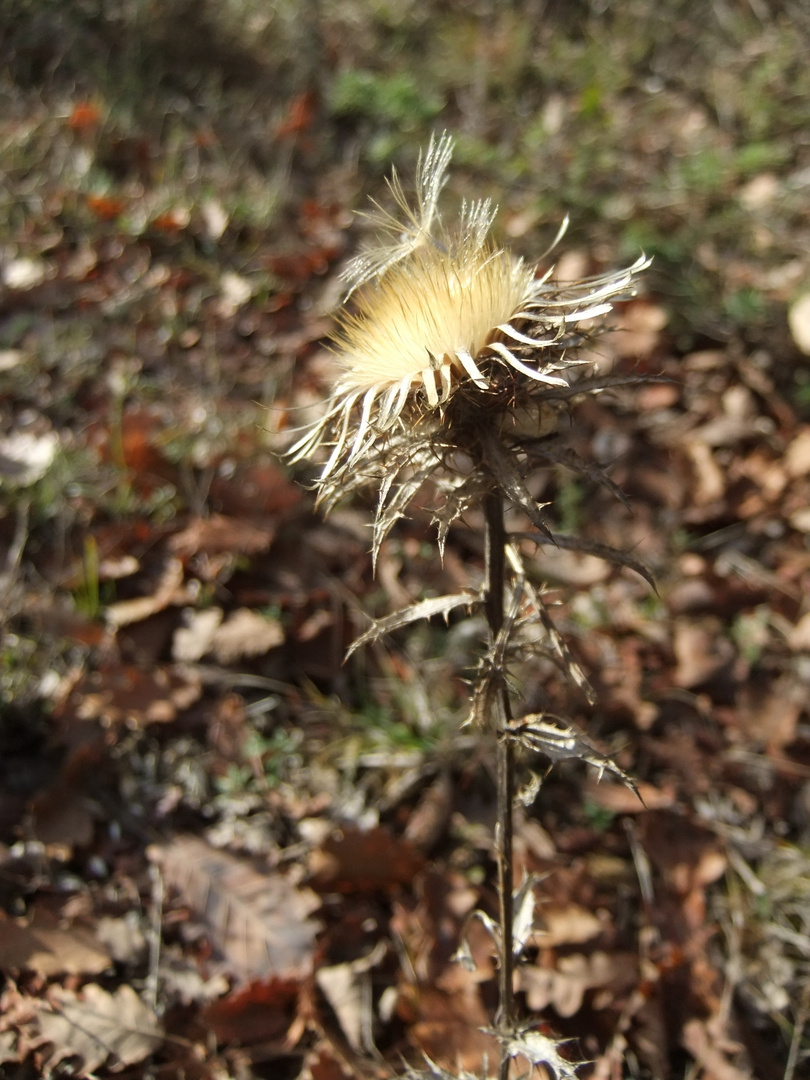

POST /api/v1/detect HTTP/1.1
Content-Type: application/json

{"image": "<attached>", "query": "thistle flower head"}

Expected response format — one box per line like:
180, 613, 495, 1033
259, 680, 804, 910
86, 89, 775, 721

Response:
288, 134, 648, 548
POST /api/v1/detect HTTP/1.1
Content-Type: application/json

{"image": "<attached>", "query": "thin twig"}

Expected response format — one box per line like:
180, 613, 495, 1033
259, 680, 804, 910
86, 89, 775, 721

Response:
484, 489, 516, 1079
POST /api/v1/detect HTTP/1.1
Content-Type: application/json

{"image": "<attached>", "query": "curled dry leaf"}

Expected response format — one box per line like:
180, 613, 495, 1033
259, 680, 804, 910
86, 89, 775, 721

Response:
105, 557, 186, 628
315, 943, 388, 1055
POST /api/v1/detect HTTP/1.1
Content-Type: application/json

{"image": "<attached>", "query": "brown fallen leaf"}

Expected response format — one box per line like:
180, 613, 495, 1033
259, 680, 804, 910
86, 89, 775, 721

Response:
608, 299, 668, 359
30, 780, 95, 851
149, 836, 321, 981
172, 607, 224, 661
0, 910, 111, 977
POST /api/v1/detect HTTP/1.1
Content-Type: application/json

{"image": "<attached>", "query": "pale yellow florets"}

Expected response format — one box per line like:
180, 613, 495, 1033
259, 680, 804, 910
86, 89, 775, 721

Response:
335, 241, 533, 405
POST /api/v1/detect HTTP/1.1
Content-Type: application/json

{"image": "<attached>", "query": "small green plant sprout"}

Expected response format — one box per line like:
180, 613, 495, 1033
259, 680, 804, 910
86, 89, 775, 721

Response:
289, 133, 650, 1079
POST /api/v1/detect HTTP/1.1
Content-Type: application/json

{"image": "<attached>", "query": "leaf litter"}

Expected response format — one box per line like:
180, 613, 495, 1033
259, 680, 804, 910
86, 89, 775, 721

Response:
1, 3, 810, 1079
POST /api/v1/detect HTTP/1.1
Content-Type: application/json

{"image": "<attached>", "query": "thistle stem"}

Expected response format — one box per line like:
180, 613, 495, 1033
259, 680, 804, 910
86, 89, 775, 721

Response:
483, 488, 516, 1077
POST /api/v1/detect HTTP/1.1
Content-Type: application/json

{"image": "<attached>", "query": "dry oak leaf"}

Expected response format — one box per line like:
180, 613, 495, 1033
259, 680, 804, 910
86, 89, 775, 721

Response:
34, 983, 162, 1075
173, 607, 284, 664
209, 607, 285, 664
149, 836, 321, 981
517, 950, 638, 1018
0, 910, 111, 977
535, 903, 604, 948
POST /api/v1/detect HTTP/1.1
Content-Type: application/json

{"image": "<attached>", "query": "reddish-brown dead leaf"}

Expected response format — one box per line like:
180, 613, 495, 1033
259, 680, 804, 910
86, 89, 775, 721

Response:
208, 462, 302, 518
203, 978, 299, 1047
149, 836, 321, 981
639, 812, 727, 911
308, 827, 424, 893
277, 89, 318, 138
63, 663, 200, 727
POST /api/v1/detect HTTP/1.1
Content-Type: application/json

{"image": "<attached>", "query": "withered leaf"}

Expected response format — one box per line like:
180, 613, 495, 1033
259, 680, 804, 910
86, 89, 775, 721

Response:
169, 513, 276, 558
507, 713, 640, 797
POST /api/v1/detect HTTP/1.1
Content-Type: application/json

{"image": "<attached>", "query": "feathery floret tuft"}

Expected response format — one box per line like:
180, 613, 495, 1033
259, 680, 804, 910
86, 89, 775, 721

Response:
288, 133, 649, 503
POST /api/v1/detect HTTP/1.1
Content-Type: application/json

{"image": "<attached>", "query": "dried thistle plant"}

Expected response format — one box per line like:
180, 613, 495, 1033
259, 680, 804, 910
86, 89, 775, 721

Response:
289, 134, 650, 1079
